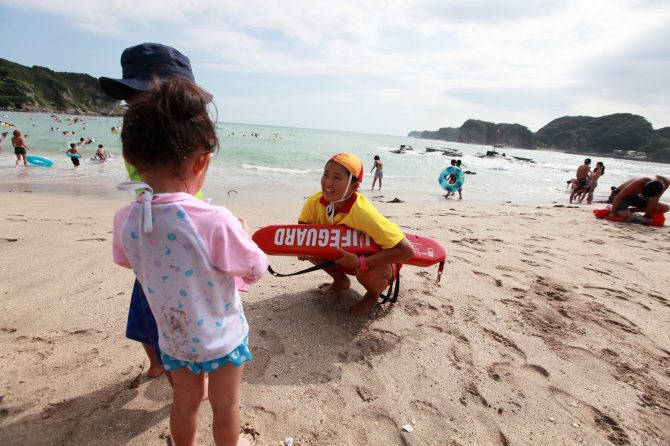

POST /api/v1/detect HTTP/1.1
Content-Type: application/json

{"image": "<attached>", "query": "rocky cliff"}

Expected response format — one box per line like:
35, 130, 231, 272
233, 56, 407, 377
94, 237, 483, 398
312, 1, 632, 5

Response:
410, 113, 670, 162
409, 120, 536, 149
0, 58, 119, 115
459, 120, 536, 148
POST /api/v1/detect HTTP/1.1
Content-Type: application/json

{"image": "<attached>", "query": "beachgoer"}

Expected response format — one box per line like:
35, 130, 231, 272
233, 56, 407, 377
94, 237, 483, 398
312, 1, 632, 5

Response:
100, 43, 206, 383
583, 161, 605, 204
455, 159, 463, 199
570, 158, 592, 203
11, 129, 30, 167
66, 143, 81, 168
608, 175, 670, 220
370, 155, 383, 190
0, 132, 7, 153
445, 159, 457, 197
298, 153, 414, 315
113, 76, 267, 446
95, 144, 107, 161
576, 158, 591, 188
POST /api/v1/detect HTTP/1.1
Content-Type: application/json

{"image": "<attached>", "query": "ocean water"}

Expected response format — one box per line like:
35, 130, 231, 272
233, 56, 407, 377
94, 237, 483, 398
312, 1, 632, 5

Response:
2, 111, 668, 204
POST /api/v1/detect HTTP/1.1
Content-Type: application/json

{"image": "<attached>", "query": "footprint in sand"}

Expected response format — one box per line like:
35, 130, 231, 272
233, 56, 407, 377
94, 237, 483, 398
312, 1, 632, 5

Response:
549, 386, 632, 445
346, 407, 404, 445
482, 328, 526, 359
472, 270, 503, 287
447, 330, 474, 371
245, 329, 285, 380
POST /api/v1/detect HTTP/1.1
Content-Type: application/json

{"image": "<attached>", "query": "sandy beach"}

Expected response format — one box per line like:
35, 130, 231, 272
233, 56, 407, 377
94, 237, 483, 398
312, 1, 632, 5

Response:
0, 184, 669, 446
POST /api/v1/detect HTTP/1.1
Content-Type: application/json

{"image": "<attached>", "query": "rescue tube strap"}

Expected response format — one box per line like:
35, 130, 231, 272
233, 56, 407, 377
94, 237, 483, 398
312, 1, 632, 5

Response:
267, 261, 335, 278
379, 268, 400, 304
266, 261, 401, 305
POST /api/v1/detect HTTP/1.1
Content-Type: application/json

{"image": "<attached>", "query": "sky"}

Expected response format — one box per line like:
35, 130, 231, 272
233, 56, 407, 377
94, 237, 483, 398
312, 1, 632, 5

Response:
1, 0, 669, 135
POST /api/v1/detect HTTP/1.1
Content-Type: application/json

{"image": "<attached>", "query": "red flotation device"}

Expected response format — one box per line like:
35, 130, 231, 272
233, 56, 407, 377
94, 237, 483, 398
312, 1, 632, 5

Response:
593, 208, 665, 226
252, 224, 447, 280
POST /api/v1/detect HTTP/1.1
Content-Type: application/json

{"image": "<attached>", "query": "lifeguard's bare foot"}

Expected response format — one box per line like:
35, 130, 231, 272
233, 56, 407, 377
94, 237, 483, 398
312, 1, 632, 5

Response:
350, 295, 378, 315
317, 276, 351, 295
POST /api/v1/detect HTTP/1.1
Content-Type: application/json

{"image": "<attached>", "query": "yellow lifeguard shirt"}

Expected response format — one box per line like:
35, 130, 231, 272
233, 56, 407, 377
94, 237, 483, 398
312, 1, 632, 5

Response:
298, 192, 405, 249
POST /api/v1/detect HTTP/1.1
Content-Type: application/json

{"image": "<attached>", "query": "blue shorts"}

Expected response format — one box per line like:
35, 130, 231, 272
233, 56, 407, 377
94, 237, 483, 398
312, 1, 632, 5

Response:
125, 280, 162, 364
161, 337, 252, 374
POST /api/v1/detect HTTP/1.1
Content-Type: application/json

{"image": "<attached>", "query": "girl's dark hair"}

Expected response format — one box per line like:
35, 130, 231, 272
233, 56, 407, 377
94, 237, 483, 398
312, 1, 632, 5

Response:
374, 155, 380, 160
597, 162, 605, 174
122, 76, 218, 175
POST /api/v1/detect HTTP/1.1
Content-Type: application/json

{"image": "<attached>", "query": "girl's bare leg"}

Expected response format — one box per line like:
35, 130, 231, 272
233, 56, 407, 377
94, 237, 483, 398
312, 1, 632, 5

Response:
208, 363, 245, 446
170, 368, 206, 446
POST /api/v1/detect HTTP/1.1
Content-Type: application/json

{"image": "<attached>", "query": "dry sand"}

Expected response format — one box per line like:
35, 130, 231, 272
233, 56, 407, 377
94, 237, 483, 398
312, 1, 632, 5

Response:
0, 186, 669, 446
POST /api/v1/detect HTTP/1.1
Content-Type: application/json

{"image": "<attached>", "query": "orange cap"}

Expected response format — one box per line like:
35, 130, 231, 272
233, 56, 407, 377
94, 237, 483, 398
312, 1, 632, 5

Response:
329, 153, 363, 182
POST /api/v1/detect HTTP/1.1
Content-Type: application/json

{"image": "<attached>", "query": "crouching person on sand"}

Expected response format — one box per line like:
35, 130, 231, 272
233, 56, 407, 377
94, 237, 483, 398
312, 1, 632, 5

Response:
298, 152, 414, 315
608, 175, 670, 223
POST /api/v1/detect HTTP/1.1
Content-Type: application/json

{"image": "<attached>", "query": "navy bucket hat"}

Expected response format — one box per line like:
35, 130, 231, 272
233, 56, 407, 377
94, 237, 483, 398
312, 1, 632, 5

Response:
99, 43, 195, 100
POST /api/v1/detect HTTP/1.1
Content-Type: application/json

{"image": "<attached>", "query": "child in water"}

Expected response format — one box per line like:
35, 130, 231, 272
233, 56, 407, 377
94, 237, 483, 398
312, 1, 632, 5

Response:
113, 77, 268, 446
298, 153, 414, 315
66, 143, 81, 167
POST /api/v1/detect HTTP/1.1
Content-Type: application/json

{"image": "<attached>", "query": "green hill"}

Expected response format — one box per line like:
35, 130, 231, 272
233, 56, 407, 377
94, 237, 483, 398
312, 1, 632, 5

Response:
0, 58, 119, 115
410, 113, 670, 163
408, 120, 536, 148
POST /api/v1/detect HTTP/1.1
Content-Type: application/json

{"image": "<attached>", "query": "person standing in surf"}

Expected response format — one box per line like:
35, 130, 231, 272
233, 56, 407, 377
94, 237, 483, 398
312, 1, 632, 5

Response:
370, 155, 383, 190
65, 142, 82, 168
11, 129, 30, 167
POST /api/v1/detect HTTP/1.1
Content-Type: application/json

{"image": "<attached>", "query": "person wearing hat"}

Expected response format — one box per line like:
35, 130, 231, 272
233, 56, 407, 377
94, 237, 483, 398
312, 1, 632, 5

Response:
298, 153, 414, 315
99, 43, 200, 384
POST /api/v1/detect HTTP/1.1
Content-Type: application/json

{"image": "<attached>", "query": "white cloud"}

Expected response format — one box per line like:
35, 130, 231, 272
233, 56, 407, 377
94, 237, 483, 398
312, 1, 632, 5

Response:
3, 0, 670, 132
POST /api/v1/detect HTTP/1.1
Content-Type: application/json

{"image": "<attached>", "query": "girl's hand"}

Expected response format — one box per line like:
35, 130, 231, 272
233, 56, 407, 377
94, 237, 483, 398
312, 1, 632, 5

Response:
334, 247, 358, 270
238, 218, 249, 233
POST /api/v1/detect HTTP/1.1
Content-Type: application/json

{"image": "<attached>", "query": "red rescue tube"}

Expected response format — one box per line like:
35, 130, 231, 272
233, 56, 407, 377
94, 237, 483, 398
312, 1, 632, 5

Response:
252, 225, 447, 268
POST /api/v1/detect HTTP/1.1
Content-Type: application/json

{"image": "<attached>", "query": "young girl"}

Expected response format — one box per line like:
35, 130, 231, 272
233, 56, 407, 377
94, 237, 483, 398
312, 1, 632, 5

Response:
584, 161, 605, 204
113, 77, 268, 446
370, 155, 383, 190
298, 153, 414, 315
11, 129, 30, 167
